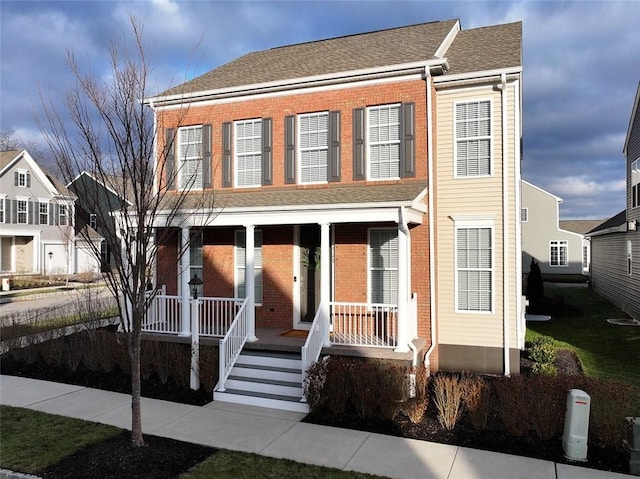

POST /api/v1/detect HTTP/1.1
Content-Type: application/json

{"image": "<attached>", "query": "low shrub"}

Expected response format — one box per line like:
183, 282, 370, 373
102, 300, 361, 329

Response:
461, 374, 491, 430
529, 337, 558, 376
431, 373, 465, 430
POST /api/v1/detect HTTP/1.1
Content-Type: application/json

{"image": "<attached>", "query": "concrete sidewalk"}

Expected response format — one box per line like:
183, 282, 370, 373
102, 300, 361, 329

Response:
0, 375, 632, 479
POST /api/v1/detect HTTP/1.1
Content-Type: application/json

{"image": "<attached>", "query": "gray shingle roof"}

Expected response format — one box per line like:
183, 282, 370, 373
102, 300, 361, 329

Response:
167, 181, 427, 211
559, 220, 607, 236
0, 149, 21, 170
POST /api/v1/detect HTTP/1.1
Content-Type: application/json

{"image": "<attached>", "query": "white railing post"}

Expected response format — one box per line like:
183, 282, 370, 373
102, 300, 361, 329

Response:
245, 225, 258, 342
180, 226, 191, 336
320, 222, 331, 347
190, 298, 200, 390
395, 210, 409, 353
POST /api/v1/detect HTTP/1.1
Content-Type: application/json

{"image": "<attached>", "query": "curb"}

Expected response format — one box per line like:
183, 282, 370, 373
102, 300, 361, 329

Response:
0, 469, 42, 479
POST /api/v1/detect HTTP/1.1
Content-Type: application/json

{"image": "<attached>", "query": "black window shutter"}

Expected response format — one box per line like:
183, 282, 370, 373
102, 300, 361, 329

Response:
202, 124, 212, 188
14, 172, 18, 186
11, 200, 17, 224
352, 108, 365, 180
222, 122, 232, 188
165, 128, 175, 190
49, 203, 54, 225
29, 200, 35, 225
26, 172, 31, 187
262, 118, 273, 186
328, 111, 341, 182
400, 102, 416, 178
284, 115, 296, 184
55, 204, 60, 226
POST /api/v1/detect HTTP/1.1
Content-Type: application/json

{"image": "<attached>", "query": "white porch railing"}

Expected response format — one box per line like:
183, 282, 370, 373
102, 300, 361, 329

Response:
330, 301, 398, 348
199, 297, 241, 337
142, 294, 182, 334
216, 297, 250, 392
301, 304, 326, 398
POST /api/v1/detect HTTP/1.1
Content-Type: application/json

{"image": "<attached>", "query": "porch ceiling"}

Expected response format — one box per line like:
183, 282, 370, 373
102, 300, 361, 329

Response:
158, 182, 428, 226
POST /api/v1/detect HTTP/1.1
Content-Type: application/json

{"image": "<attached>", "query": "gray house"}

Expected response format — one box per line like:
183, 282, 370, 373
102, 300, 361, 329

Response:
521, 180, 591, 281
0, 149, 77, 275
588, 82, 640, 321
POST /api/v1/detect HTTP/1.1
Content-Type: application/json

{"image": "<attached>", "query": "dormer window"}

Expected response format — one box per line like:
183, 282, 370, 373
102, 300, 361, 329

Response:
15, 170, 31, 188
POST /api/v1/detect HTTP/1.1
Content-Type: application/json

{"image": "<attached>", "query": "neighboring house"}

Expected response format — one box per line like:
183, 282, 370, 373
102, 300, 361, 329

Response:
588, 82, 640, 321
68, 171, 131, 272
143, 19, 523, 410
521, 180, 594, 281
0, 149, 76, 276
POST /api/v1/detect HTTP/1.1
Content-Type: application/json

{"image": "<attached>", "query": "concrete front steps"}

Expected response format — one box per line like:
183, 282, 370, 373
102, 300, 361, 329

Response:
214, 349, 309, 413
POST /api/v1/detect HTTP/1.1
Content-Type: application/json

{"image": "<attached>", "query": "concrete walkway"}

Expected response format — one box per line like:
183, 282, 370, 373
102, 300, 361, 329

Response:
0, 375, 632, 479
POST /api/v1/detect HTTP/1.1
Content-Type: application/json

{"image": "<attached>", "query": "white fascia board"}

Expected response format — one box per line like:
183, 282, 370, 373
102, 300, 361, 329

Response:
433, 67, 521, 84
623, 82, 640, 156
146, 59, 445, 106
0, 150, 22, 176
434, 20, 460, 59
8, 150, 60, 197
586, 225, 628, 237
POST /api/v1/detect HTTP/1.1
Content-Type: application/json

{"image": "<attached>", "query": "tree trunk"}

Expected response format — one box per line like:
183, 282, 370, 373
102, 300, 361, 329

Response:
130, 322, 145, 446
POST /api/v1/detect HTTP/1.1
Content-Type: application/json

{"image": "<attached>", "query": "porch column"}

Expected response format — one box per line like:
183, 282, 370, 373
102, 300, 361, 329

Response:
180, 226, 191, 336
245, 224, 258, 342
320, 222, 331, 347
395, 208, 410, 353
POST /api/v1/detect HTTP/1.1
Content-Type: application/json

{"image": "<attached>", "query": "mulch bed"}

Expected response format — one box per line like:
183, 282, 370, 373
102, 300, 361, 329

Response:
0, 346, 631, 477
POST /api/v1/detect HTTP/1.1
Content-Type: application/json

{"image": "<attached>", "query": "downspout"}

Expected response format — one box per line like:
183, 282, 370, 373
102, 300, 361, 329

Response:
499, 72, 511, 376
423, 68, 438, 372
395, 206, 410, 353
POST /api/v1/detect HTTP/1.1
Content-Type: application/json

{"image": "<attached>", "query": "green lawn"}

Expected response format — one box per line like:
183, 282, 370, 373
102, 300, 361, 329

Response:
0, 406, 384, 478
525, 284, 640, 387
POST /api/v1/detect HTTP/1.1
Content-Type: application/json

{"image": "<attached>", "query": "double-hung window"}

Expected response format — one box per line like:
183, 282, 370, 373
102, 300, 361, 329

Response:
39, 202, 49, 225
235, 230, 263, 303
178, 125, 203, 190
0, 197, 5, 223
456, 225, 493, 312
369, 228, 398, 305
59, 204, 68, 226
549, 240, 568, 267
299, 112, 329, 184
455, 100, 491, 177
632, 158, 639, 208
17, 199, 28, 224
235, 120, 262, 187
90, 213, 97, 230
15, 169, 30, 188
628, 240, 633, 276
368, 104, 401, 180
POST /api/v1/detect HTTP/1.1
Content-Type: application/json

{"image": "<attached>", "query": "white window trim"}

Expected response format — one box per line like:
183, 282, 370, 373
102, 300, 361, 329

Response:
632, 158, 639, 209
234, 229, 263, 304
17, 169, 29, 187
367, 227, 399, 306
454, 219, 495, 314
0, 196, 6, 224
453, 98, 493, 179
234, 119, 262, 188
16, 197, 29, 224
297, 111, 329, 185
177, 125, 203, 191
39, 200, 49, 225
58, 203, 69, 226
628, 240, 633, 276
366, 103, 401, 181
549, 240, 568, 267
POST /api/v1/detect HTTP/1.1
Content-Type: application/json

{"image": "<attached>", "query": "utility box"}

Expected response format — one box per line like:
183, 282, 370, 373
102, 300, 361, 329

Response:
625, 417, 640, 476
562, 389, 591, 461
1, 278, 9, 291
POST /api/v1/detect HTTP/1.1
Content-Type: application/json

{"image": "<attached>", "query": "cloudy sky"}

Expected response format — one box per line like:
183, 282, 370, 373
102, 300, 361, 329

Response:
1, 0, 638, 219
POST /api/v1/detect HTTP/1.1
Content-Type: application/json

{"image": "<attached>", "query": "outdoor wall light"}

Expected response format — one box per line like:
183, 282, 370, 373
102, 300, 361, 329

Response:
188, 274, 203, 299
48, 251, 53, 261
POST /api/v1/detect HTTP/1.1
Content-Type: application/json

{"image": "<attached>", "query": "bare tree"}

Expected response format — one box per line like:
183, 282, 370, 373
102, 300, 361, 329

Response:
38, 16, 212, 447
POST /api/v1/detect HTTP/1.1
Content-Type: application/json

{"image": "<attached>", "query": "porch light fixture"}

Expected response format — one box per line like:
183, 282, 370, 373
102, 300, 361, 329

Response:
48, 251, 53, 261
188, 274, 203, 299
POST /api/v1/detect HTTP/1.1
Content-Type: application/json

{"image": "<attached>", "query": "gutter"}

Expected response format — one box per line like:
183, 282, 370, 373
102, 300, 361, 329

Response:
423, 68, 438, 373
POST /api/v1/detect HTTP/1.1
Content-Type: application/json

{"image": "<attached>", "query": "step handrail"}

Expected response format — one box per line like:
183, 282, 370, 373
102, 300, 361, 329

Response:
300, 303, 325, 401
216, 297, 249, 392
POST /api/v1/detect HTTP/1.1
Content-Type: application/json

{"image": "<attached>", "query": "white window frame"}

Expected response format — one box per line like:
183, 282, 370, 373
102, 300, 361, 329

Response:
298, 112, 329, 185
58, 204, 69, 226
632, 158, 639, 209
368, 227, 398, 306
0, 196, 5, 223
234, 119, 262, 188
177, 125, 203, 191
17, 169, 29, 187
89, 213, 97, 230
235, 229, 263, 304
628, 240, 633, 276
521, 208, 528, 222
454, 99, 492, 178
549, 240, 568, 267
455, 220, 494, 314
17, 198, 29, 224
39, 201, 49, 225
367, 104, 401, 181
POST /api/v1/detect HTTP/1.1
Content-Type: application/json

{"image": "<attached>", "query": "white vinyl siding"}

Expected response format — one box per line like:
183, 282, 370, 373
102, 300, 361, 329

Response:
549, 240, 568, 267
456, 226, 493, 312
368, 104, 400, 180
299, 112, 329, 184
455, 100, 491, 177
178, 125, 203, 190
235, 119, 262, 187
235, 230, 263, 303
368, 228, 398, 305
